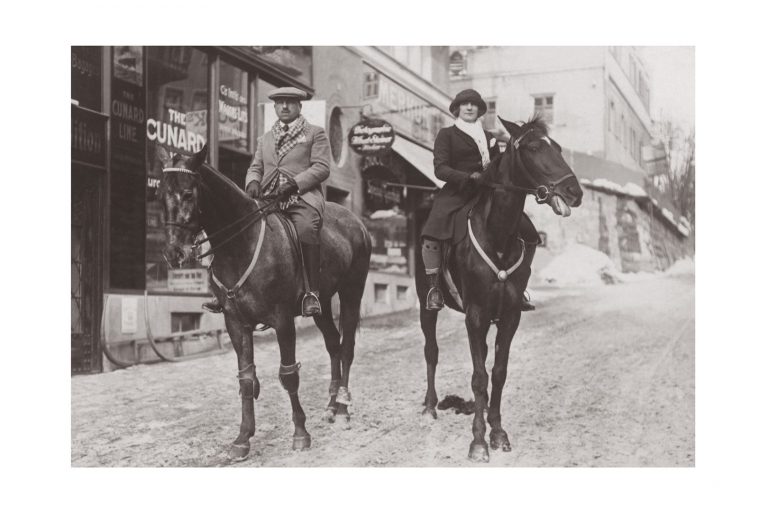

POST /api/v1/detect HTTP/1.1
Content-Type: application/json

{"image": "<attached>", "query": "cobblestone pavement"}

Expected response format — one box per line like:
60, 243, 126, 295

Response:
71, 275, 694, 467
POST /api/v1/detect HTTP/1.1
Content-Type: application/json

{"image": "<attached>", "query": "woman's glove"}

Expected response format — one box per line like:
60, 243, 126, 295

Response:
462, 172, 483, 191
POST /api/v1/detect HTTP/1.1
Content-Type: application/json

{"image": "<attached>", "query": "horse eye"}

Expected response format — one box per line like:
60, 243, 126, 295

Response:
181, 189, 194, 200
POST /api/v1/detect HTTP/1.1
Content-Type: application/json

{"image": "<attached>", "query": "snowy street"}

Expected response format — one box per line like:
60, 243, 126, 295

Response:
71, 266, 694, 467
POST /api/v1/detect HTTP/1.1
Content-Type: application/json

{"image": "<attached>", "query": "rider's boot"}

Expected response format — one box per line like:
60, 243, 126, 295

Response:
202, 297, 223, 314
301, 242, 322, 317
422, 238, 444, 311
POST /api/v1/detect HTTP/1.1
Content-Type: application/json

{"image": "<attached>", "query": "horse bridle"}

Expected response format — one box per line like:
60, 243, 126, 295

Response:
482, 129, 573, 204
162, 166, 279, 259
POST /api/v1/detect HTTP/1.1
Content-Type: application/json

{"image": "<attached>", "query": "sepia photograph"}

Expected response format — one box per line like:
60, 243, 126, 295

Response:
71, 44, 696, 468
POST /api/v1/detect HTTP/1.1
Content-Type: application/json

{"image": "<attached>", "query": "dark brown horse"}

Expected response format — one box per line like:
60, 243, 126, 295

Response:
158, 145, 371, 460
416, 116, 583, 462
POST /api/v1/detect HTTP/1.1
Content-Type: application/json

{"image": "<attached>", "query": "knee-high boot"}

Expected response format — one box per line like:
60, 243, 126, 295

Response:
301, 242, 322, 316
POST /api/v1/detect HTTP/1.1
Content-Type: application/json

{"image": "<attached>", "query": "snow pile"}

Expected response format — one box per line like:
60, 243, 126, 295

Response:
622, 182, 647, 197
586, 178, 648, 198
538, 244, 622, 286
665, 257, 695, 276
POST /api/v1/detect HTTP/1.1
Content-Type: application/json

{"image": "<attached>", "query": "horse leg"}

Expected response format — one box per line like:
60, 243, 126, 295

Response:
465, 305, 492, 462
275, 310, 311, 450
313, 296, 342, 422
335, 293, 361, 426
225, 315, 259, 461
488, 310, 521, 452
419, 306, 439, 419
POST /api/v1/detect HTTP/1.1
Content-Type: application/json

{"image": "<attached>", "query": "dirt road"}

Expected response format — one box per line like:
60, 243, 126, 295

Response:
71, 274, 694, 467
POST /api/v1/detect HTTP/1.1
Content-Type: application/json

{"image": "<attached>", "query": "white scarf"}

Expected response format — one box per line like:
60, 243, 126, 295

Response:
455, 118, 490, 169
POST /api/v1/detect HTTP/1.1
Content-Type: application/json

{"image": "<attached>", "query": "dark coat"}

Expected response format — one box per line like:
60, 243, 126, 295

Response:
421, 125, 500, 241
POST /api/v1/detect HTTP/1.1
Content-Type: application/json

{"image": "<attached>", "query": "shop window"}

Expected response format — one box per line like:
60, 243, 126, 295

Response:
219, 60, 251, 186
482, 99, 497, 130
145, 46, 209, 293
171, 312, 201, 333
374, 283, 388, 303
71, 46, 102, 111
396, 285, 409, 301
329, 107, 345, 164
538, 231, 548, 248
533, 95, 554, 124
362, 162, 409, 275
363, 72, 379, 99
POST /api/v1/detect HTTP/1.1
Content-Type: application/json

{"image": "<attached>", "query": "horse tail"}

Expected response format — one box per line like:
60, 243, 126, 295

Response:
437, 394, 475, 415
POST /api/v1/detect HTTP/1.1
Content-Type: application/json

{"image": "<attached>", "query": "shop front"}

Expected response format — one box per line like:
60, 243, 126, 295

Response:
351, 63, 453, 314
84, 46, 316, 369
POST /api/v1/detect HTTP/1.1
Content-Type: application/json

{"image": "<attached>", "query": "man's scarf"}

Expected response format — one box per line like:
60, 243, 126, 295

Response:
272, 115, 307, 160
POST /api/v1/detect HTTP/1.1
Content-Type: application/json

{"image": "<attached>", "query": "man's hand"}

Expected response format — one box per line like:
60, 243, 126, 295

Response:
246, 181, 261, 200
276, 177, 299, 200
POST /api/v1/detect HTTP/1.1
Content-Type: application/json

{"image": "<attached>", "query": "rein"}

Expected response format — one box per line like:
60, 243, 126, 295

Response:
478, 129, 571, 204
162, 166, 279, 258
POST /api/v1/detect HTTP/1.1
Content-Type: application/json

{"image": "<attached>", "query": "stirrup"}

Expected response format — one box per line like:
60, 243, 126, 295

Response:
426, 287, 444, 311
301, 292, 321, 316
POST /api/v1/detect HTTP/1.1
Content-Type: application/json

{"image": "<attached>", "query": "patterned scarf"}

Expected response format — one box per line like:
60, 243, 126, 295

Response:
263, 116, 308, 210
272, 115, 307, 160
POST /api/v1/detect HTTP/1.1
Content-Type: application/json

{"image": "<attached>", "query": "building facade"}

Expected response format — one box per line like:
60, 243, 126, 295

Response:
446, 46, 692, 279
71, 46, 454, 373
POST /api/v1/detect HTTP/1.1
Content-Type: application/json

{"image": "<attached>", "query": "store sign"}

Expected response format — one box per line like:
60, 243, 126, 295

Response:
366, 180, 402, 204
146, 108, 207, 154
168, 269, 209, 293
71, 105, 107, 168
349, 119, 395, 155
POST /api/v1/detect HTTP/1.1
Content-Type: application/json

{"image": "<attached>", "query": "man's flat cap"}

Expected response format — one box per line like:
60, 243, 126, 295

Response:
267, 87, 313, 101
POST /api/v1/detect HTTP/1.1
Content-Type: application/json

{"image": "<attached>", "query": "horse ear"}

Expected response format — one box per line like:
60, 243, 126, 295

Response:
187, 144, 209, 169
498, 116, 522, 139
155, 145, 173, 167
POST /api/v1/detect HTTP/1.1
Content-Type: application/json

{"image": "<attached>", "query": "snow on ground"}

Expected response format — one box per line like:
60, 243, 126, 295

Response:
537, 244, 622, 286
665, 257, 695, 275
536, 244, 694, 290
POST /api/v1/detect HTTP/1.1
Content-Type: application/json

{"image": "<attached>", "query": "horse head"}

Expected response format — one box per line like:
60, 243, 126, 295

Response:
498, 116, 583, 217
157, 144, 208, 269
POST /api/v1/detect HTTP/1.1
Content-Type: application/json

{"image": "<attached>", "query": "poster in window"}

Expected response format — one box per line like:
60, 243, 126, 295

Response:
113, 46, 143, 86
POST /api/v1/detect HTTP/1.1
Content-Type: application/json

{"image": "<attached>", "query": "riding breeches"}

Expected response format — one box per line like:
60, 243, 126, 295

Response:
284, 199, 322, 244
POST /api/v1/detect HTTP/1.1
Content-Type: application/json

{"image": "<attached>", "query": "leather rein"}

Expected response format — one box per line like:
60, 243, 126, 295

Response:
479, 129, 572, 205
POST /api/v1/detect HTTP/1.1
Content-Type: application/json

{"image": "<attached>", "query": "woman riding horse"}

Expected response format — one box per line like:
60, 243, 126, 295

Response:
421, 89, 538, 311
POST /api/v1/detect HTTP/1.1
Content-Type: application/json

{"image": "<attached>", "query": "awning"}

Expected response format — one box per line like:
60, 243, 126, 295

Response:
391, 136, 445, 189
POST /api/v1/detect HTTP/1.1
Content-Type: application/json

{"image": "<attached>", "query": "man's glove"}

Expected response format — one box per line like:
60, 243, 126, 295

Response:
276, 177, 299, 200
246, 181, 261, 200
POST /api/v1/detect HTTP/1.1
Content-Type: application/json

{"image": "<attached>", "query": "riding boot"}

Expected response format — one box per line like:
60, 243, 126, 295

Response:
202, 297, 223, 314
301, 242, 322, 317
425, 272, 444, 311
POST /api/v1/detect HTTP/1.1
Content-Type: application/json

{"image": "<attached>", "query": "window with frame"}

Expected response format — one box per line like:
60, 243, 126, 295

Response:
630, 128, 637, 160
449, 51, 467, 78
482, 99, 497, 130
609, 101, 616, 134
533, 95, 554, 124
363, 72, 379, 99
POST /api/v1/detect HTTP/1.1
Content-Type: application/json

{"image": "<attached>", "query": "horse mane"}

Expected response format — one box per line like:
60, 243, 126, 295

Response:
197, 161, 256, 211
521, 114, 549, 135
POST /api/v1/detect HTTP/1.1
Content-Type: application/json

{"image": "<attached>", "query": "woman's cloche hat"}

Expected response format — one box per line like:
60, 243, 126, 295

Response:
449, 89, 487, 117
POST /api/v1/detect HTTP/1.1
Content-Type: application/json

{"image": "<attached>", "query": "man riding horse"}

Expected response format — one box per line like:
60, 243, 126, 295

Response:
204, 86, 329, 317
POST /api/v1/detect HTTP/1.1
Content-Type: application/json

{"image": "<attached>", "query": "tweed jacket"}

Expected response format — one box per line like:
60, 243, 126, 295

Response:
421, 125, 500, 241
245, 123, 331, 215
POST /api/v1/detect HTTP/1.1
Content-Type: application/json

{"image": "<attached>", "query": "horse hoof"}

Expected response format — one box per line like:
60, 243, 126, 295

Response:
229, 442, 250, 461
292, 434, 312, 451
322, 408, 336, 423
468, 441, 490, 463
490, 430, 511, 452
336, 387, 352, 405
422, 406, 437, 419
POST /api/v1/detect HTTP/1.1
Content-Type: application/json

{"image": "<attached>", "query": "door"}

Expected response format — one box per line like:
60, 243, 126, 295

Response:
72, 166, 104, 374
